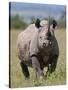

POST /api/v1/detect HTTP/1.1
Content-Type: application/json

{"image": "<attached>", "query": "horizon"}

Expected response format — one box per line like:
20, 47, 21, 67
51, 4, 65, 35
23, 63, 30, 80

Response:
10, 2, 66, 23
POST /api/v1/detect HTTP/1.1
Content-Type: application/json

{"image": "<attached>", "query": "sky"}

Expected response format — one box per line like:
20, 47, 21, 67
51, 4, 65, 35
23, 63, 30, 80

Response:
10, 2, 66, 23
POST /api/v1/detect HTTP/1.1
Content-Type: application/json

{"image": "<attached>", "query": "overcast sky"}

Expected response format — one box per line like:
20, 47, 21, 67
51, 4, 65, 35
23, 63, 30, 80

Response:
10, 2, 66, 23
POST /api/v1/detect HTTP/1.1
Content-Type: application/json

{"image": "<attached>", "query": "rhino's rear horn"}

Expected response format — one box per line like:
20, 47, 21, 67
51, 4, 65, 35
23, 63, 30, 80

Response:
35, 18, 41, 28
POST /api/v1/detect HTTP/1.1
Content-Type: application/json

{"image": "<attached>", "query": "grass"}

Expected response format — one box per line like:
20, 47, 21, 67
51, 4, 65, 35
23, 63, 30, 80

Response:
10, 29, 66, 88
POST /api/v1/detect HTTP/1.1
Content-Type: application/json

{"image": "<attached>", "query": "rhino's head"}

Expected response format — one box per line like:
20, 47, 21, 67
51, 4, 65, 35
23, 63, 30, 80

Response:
35, 19, 57, 52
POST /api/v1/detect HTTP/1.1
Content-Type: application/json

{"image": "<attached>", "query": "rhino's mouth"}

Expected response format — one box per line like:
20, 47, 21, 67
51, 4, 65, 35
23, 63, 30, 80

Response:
40, 44, 52, 53
42, 41, 52, 48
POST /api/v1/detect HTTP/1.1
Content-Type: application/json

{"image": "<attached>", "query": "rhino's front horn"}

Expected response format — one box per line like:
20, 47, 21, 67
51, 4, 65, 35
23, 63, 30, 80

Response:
48, 17, 50, 31
48, 21, 50, 31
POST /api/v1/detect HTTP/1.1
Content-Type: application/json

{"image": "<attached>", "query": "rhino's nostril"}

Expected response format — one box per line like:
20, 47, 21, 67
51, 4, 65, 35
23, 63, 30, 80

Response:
43, 42, 46, 46
43, 41, 52, 47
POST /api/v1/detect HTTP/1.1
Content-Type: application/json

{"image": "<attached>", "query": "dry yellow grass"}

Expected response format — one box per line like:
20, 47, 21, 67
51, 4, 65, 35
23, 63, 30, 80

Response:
10, 29, 66, 88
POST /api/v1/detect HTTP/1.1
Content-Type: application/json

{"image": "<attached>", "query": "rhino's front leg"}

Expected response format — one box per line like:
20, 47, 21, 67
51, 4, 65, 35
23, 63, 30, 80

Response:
46, 55, 58, 76
49, 55, 58, 73
31, 56, 44, 77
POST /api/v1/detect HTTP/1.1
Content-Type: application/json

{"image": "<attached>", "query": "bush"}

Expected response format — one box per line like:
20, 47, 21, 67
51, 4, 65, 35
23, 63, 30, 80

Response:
10, 15, 27, 30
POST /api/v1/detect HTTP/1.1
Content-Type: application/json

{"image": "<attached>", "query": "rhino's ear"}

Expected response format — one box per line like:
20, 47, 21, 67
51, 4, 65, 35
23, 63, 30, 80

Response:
52, 20, 57, 29
35, 18, 41, 28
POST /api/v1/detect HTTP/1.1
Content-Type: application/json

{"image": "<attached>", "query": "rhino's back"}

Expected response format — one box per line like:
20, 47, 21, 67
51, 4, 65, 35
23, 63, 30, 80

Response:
17, 24, 38, 61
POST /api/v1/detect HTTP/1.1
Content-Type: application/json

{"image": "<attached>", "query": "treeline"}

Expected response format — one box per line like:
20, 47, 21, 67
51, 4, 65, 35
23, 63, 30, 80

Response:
9, 15, 28, 30
10, 11, 66, 30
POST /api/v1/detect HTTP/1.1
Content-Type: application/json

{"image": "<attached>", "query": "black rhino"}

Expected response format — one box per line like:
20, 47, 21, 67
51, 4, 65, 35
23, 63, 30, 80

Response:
17, 19, 59, 79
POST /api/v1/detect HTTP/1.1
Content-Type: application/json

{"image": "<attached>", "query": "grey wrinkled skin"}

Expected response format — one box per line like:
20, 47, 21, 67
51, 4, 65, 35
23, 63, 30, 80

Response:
17, 24, 38, 65
17, 20, 59, 78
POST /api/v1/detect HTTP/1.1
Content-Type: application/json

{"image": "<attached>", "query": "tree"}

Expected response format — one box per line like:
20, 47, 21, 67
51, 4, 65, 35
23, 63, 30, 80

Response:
10, 15, 27, 29
58, 10, 66, 29
30, 17, 36, 24
61, 10, 66, 28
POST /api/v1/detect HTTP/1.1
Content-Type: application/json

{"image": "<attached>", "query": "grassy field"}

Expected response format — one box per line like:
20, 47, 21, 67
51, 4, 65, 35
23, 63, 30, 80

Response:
10, 29, 66, 88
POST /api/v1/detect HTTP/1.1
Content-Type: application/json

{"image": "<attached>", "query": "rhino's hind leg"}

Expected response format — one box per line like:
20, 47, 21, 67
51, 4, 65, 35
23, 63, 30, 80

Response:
20, 61, 30, 79
46, 55, 58, 75
45, 55, 58, 77
50, 55, 58, 73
